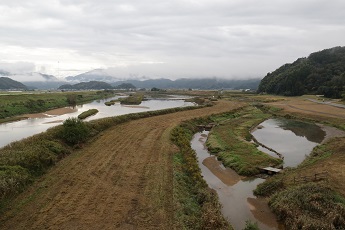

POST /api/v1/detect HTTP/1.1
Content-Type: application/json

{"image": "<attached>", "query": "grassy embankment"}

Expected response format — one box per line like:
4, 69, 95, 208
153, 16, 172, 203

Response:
247, 99, 345, 229
77, 109, 99, 120
171, 117, 231, 229
0, 104, 207, 212
206, 105, 282, 176
0, 91, 116, 124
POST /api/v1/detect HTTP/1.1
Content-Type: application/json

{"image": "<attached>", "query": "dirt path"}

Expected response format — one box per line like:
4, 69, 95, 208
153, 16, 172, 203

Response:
0, 100, 244, 230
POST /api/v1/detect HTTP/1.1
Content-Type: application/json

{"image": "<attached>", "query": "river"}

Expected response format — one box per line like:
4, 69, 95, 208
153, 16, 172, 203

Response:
0, 96, 194, 148
191, 118, 334, 230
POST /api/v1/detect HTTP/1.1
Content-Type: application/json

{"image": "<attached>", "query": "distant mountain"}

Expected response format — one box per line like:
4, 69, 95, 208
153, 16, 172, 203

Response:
25, 81, 68, 90
59, 81, 114, 90
0, 77, 28, 90
112, 78, 260, 90
258, 46, 345, 98
65, 69, 121, 83
114, 83, 136, 90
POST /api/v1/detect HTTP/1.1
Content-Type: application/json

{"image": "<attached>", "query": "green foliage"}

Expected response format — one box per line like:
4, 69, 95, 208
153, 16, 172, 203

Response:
269, 183, 345, 229
77, 109, 99, 119
206, 106, 282, 176
243, 220, 260, 230
60, 118, 90, 145
0, 166, 32, 199
258, 46, 345, 98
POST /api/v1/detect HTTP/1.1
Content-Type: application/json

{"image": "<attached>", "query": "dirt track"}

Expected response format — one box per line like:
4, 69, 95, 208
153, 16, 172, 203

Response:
0, 100, 243, 230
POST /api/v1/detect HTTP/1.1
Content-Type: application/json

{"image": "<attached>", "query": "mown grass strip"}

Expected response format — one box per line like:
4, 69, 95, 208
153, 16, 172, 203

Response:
0, 104, 206, 210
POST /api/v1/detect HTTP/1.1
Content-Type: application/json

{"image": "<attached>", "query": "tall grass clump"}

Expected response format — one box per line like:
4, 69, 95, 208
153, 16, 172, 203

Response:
269, 183, 345, 229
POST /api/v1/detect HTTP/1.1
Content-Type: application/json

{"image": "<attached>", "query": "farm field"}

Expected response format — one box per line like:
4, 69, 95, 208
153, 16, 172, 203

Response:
0, 100, 243, 229
1, 94, 345, 229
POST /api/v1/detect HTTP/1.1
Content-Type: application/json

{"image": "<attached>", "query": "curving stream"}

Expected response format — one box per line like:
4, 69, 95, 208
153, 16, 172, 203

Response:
191, 118, 334, 230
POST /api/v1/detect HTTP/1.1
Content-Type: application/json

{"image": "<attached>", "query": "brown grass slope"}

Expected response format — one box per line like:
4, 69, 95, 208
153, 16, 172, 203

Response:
0, 100, 243, 230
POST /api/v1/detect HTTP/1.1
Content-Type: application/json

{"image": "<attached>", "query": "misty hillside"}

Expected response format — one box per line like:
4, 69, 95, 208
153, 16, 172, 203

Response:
112, 78, 260, 90
59, 81, 114, 90
0, 77, 28, 90
258, 46, 345, 98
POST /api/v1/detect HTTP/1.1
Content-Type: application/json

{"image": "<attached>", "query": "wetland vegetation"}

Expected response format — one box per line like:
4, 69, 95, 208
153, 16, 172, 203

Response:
0, 91, 116, 123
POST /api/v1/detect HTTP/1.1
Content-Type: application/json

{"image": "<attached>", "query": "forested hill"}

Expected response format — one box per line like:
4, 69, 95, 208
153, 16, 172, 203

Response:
0, 77, 28, 90
257, 46, 345, 98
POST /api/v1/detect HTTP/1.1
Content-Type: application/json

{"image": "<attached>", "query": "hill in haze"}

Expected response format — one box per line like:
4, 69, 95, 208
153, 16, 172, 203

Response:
59, 81, 114, 90
0, 77, 28, 90
112, 78, 260, 90
258, 46, 345, 98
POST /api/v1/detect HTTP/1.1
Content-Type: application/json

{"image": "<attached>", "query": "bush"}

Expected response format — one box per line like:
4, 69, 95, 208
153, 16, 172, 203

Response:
269, 183, 345, 229
243, 220, 259, 230
0, 166, 32, 199
60, 118, 90, 145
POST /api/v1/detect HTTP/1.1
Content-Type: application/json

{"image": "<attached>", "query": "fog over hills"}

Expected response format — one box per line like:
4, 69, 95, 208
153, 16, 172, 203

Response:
0, 68, 260, 90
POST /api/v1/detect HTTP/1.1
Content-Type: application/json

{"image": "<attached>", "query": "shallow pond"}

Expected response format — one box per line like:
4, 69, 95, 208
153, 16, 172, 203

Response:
0, 96, 194, 148
191, 131, 283, 230
252, 118, 326, 167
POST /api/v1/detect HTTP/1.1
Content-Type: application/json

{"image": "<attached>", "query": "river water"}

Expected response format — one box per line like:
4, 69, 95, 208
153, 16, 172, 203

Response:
191, 118, 329, 230
0, 96, 194, 148
252, 118, 326, 167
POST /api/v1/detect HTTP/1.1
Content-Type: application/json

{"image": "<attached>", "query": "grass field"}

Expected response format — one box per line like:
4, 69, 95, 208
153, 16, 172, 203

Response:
0, 100, 243, 229
1, 92, 345, 229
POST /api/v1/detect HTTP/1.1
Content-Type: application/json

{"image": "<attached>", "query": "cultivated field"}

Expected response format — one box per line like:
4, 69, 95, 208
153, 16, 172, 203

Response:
0, 100, 243, 229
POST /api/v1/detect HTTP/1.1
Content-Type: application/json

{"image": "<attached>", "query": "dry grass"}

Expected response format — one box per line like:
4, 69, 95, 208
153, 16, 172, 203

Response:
0, 100, 243, 229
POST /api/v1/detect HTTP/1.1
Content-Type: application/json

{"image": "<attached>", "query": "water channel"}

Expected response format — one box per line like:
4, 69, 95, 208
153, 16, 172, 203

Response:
191, 118, 331, 230
0, 96, 194, 148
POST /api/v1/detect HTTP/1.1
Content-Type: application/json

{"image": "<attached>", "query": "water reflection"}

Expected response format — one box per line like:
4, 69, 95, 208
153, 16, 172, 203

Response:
191, 131, 281, 230
252, 118, 326, 167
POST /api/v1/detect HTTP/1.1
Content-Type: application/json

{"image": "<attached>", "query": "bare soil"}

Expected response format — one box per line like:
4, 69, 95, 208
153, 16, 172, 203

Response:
0, 100, 243, 230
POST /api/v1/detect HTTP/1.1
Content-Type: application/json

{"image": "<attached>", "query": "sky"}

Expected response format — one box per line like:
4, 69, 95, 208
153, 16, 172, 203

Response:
0, 0, 344, 80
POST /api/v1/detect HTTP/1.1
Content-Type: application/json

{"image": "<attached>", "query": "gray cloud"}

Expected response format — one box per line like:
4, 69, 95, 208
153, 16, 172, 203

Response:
0, 0, 344, 79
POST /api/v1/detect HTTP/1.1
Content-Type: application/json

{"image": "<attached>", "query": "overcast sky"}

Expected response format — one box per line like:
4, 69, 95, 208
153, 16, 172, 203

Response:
0, 0, 344, 80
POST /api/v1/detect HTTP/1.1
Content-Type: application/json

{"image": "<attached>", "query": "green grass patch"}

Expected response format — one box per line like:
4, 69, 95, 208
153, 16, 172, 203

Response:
206, 106, 282, 176
77, 109, 99, 119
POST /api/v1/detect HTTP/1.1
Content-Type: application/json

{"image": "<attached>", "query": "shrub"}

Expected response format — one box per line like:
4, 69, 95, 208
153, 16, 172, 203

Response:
59, 118, 90, 145
0, 166, 32, 199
